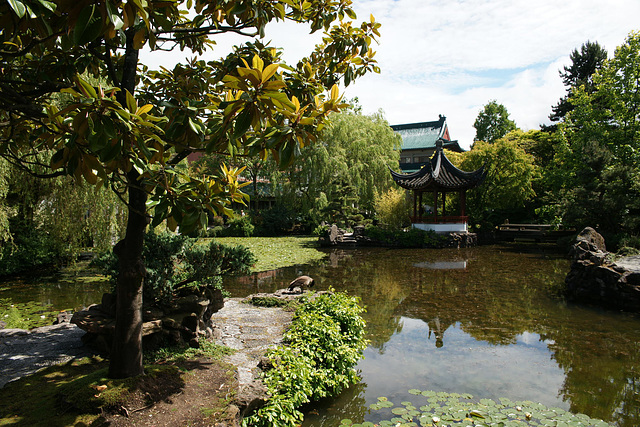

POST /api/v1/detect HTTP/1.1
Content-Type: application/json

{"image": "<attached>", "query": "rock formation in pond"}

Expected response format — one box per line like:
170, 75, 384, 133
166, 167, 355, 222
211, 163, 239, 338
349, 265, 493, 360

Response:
565, 227, 640, 311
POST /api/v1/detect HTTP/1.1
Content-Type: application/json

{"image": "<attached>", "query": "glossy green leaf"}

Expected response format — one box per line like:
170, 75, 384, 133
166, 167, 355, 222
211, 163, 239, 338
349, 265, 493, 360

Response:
73, 4, 103, 45
7, 0, 27, 18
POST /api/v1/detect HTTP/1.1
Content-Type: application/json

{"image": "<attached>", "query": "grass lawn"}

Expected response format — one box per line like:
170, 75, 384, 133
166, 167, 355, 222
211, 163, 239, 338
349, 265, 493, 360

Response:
206, 235, 327, 273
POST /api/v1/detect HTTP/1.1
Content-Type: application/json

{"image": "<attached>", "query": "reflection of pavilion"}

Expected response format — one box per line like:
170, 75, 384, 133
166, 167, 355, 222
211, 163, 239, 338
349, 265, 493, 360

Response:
390, 140, 486, 233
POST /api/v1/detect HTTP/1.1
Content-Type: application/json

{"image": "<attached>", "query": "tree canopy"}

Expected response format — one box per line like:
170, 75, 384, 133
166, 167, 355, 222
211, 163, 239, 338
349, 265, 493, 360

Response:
473, 100, 517, 143
456, 132, 538, 228
275, 108, 401, 227
551, 31, 640, 234
0, 0, 381, 378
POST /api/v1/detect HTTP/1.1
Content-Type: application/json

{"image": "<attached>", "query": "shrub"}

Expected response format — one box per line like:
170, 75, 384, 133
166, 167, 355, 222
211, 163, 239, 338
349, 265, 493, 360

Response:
374, 188, 411, 230
363, 225, 447, 248
221, 215, 254, 237
0, 225, 63, 276
254, 205, 295, 236
243, 291, 368, 427
92, 231, 256, 305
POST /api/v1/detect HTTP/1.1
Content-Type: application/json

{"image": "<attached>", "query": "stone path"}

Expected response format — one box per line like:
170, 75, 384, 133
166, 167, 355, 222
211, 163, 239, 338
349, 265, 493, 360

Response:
0, 296, 294, 393
210, 298, 293, 390
615, 255, 640, 272
0, 323, 98, 388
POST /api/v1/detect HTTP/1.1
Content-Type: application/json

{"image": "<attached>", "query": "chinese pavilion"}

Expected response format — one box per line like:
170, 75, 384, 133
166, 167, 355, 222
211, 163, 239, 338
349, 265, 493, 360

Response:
390, 139, 486, 233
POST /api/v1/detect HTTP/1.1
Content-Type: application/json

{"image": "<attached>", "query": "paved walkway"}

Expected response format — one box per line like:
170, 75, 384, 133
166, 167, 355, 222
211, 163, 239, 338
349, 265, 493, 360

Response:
210, 298, 293, 389
0, 296, 294, 391
0, 323, 98, 388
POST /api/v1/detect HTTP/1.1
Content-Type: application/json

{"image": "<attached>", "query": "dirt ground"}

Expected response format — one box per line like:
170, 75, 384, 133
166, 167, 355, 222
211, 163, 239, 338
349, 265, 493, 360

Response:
99, 357, 240, 427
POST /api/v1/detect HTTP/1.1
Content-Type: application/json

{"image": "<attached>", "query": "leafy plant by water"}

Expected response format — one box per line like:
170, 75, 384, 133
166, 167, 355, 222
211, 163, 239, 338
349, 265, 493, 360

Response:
340, 389, 610, 426
92, 231, 255, 305
242, 290, 368, 427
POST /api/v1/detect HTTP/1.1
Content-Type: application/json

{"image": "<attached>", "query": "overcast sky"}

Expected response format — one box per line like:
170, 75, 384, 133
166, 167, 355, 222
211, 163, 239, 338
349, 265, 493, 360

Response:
141, 0, 640, 149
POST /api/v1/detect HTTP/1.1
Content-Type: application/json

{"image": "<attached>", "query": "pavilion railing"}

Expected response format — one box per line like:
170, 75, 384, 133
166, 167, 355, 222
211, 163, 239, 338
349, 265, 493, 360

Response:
411, 215, 468, 224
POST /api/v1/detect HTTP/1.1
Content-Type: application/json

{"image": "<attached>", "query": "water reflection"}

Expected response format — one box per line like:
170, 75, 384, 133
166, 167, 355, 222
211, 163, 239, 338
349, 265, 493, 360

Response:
223, 244, 640, 426
414, 260, 467, 269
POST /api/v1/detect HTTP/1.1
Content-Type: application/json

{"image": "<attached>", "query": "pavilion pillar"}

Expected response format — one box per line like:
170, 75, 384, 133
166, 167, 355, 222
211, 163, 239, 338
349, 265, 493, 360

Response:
460, 190, 466, 217
433, 191, 438, 222
413, 191, 417, 220
442, 191, 446, 219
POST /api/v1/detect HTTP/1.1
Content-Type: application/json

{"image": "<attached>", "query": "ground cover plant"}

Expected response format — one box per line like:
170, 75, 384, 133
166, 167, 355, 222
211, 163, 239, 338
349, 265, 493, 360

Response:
243, 290, 368, 427
340, 389, 610, 427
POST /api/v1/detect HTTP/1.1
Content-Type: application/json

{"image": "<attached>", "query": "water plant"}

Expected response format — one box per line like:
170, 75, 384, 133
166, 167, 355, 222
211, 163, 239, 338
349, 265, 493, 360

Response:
0, 298, 59, 329
340, 389, 610, 426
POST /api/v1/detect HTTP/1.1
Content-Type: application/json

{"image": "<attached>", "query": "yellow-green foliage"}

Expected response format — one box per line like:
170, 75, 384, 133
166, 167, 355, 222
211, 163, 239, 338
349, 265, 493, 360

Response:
374, 187, 410, 230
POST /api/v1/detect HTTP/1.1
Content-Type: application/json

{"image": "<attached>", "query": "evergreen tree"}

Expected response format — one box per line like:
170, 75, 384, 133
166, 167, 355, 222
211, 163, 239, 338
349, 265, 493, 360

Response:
549, 41, 608, 123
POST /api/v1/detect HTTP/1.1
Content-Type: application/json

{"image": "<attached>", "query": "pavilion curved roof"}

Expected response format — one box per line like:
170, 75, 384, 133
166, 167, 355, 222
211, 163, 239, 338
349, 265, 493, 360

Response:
390, 140, 486, 191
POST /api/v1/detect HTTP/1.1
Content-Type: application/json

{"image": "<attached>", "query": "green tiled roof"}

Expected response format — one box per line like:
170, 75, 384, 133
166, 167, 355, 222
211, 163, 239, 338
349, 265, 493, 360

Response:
391, 116, 464, 153
391, 117, 447, 150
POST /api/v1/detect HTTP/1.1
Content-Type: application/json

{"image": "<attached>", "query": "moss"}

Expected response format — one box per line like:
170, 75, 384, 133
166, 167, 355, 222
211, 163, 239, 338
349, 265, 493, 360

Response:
0, 356, 107, 427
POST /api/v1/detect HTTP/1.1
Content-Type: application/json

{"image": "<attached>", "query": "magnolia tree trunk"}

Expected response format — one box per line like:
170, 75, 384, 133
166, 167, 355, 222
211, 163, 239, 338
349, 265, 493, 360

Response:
108, 171, 147, 378
107, 30, 147, 379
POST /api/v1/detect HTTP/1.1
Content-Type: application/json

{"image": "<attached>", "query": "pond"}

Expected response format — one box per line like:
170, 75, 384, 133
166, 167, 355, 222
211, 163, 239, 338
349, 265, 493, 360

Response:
222, 244, 640, 427
1, 244, 639, 426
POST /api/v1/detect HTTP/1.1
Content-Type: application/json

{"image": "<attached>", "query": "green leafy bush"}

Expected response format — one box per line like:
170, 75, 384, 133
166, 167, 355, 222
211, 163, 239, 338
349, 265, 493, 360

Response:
217, 215, 255, 237
92, 231, 256, 305
373, 187, 411, 230
243, 291, 368, 427
253, 205, 296, 236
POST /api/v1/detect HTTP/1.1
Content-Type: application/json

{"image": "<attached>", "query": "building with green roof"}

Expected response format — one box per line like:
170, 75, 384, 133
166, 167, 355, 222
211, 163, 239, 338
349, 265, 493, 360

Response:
392, 115, 464, 173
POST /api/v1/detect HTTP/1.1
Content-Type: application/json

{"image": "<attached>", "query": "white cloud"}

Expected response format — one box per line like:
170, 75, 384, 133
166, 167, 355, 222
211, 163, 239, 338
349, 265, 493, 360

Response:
141, 0, 640, 149
345, 0, 640, 148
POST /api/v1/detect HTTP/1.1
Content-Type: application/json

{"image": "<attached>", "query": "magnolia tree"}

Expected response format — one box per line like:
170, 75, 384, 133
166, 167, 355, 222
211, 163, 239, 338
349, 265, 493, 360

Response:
0, 0, 380, 378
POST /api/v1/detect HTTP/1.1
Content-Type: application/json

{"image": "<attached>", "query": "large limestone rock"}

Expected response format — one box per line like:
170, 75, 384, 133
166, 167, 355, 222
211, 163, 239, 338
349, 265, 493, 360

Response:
565, 227, 640, 311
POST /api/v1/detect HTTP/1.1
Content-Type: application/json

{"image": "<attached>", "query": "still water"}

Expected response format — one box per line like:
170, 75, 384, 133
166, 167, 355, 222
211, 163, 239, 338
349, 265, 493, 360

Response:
222, 244, 640, 427
1, 244, 639, 425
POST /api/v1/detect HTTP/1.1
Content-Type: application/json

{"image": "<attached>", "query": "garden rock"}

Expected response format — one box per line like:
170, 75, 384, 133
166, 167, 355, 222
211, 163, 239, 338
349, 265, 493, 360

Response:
565, 227, 640, 311
71, 288, 226, 354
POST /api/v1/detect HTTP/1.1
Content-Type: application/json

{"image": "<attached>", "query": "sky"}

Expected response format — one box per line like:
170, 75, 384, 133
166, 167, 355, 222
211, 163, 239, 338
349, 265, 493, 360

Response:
141, 0, 640, 150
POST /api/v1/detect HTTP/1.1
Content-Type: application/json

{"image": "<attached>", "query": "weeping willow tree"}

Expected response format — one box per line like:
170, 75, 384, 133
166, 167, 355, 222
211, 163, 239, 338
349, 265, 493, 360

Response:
275, 109, 401, 226
0, 160, 127, 274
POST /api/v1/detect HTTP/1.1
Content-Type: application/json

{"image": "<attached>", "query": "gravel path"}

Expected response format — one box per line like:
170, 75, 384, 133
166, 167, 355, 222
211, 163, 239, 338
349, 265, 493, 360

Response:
0, 296, 295, 391
0, 323, 98, 388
